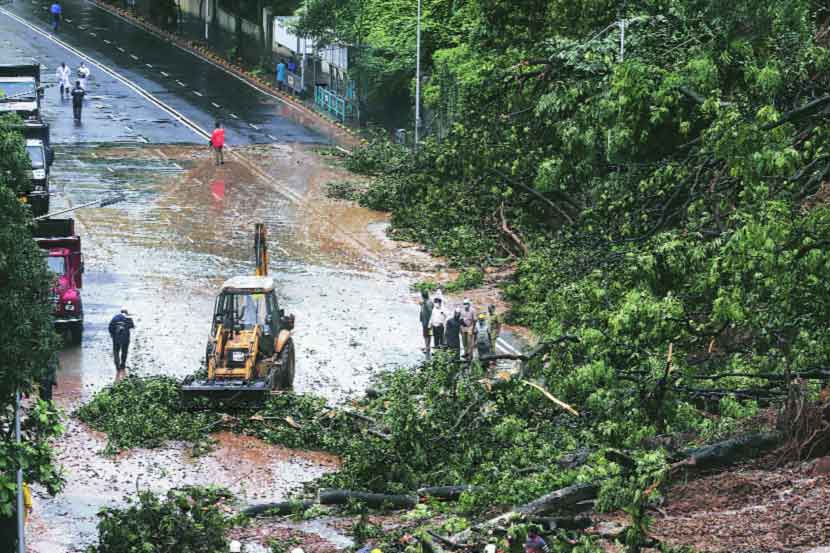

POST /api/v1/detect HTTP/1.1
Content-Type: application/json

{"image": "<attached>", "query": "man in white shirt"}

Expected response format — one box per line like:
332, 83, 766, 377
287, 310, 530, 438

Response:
77, 62, 90, 90
56, 62, 71, 97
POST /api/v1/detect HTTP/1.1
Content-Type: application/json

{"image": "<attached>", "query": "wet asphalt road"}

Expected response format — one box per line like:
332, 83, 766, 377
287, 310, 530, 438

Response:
1, 4, 423, 550
1, 0, 328, 145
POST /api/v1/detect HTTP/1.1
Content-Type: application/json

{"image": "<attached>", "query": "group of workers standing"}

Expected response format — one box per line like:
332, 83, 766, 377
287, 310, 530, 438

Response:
420, 290, 502, 361
56, 61, 90, 121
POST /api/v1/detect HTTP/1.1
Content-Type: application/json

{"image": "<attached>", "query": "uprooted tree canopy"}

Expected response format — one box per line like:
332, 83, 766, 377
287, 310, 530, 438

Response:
332, 0, 830, 442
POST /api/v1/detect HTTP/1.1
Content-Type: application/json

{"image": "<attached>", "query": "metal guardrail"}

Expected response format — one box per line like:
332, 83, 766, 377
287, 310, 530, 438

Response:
314, 85, 352, 122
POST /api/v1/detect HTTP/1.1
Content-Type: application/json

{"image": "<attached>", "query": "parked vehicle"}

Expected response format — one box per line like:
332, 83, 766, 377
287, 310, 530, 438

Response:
33, 218, 84, 344
15, 120, 54, 216
0, 64, 43, 118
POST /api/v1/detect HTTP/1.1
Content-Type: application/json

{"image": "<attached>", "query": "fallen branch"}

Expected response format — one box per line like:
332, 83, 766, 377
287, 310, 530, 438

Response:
242, 499, 315, 517
319, 488, 418, 510
418, 485, 479, 500
520, 380, 580, 416
674, 431, 782, 470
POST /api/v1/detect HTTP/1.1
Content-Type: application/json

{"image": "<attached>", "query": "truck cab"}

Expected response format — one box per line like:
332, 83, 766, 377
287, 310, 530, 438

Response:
22, 124, 54, 216
34, 219, 84, 344
0, 65, 43, 118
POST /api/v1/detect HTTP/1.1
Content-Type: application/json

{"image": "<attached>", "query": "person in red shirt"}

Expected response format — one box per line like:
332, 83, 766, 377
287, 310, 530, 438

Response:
210, 121, 225, 165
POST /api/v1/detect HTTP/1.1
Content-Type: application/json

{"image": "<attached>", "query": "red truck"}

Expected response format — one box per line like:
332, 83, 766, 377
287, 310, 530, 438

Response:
33, 218, 84, 343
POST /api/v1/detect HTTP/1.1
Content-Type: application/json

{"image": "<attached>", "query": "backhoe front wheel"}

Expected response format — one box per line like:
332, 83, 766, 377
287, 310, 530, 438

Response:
269, 338, 295, 391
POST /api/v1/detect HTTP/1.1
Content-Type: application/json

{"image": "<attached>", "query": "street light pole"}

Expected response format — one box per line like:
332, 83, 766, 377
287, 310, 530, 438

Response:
15, 389, 25, 553
414, 0, 421, 151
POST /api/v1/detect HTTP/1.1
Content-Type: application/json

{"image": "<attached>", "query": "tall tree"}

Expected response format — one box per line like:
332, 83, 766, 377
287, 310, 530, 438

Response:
0, 114, 64, 549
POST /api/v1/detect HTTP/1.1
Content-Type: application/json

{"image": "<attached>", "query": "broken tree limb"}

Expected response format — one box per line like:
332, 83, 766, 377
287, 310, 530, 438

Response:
417, 485, 479, 500
319, 489, 418, 510
674, 431, 782, 470
242, 499, 315, 517
520, 380, 580, 416
451, 483, 599, 543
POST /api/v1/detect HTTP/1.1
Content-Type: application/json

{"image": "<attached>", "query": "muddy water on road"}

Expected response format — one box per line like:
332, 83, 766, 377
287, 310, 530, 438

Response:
31, 143, 424, 552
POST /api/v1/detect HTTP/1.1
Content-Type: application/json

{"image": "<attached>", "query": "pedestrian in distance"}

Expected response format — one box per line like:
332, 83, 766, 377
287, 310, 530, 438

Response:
429, 297, 448, 348
487, 304, 502, 352
210, 121, 225, 165
77, 61, 90, 90
109, 307, 135, 380
475, 313, 492, 361
276, 59, 286, 91
445, 308, 463, 360
50, 2, 62, 32
419, 289, 433, 356
71, 80, 85, 121
459, 298, 476, 360
56, 62, 71, 97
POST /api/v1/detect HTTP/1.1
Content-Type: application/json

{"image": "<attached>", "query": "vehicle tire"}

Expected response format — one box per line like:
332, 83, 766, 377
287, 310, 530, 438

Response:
281, 339, 295, 389
67, 322, 83, 345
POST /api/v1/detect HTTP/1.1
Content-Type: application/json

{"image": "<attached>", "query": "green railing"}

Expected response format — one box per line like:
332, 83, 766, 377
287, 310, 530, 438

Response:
315, 86, 353, 122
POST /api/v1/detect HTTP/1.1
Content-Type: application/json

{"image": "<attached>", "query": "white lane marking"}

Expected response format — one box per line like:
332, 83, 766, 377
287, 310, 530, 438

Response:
175, 80, 186, 86
267, 134, 277, 141
249, 123, 259, 130
145, 63, 153, 68
65, 18, 72, 22
229, 113, 238, 119
137, 135, 148, 143
84, 0, 303, 114
130, 54, 139, 60
88, 32, 96, 37
124, 125, 133, 132
117, 47, 125, 52
160, 71, 169, 77
106, 166, 114, 173
0, 6, 209, 141
211, 102, 220, 108
496, 336, 521, 356
103, 39, 111, 44
192, 90, 203, 96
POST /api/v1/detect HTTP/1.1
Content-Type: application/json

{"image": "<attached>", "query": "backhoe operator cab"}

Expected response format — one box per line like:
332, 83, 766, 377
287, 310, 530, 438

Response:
206, 276, 295, 391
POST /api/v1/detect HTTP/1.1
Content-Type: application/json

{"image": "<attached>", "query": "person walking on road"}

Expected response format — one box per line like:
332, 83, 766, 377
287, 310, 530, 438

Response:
77, 62, 90, 90
71, 80, 85, 121
109, 307, 135, 379
56, 62, 71, 98
276, 60, 287, 91
445, 308, 463, 360
459, 298, 476, 360
419, 289, 433, 356
429, 297, 448, 348
50, 2, 62, 32
210, 121, 225, 165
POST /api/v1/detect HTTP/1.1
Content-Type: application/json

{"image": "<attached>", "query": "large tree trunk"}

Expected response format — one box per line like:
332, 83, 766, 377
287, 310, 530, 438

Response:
319, 489, 418, 509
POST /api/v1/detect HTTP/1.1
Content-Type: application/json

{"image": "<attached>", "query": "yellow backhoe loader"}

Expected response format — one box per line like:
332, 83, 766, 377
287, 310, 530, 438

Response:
181, 224, 295, 403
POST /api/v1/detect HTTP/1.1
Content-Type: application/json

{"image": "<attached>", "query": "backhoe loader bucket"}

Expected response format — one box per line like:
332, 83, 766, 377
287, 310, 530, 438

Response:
180, 377, 271, 408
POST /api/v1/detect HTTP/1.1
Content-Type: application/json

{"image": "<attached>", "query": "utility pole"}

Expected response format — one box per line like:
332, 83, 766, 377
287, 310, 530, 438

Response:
204, 0, 209, 41
15, 389, 24, 553
414, 0, 422, 151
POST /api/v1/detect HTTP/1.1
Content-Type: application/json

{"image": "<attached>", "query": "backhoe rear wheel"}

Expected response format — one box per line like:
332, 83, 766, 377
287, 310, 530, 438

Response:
269, 338, 295, 391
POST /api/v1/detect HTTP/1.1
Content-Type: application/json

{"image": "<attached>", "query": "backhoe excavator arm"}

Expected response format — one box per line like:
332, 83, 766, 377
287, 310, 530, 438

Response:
254, 223, 268, 277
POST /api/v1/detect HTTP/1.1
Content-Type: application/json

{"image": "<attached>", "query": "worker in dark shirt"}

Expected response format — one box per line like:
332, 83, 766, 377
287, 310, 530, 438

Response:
70, 80, 85, 121
445, 308, 463, 360
109, 307, 135, 379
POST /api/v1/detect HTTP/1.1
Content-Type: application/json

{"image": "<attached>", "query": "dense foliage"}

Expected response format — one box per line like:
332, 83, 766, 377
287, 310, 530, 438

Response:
0, 114, 63, 539
325, 0, 830, 443
86, 486, 236, 553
